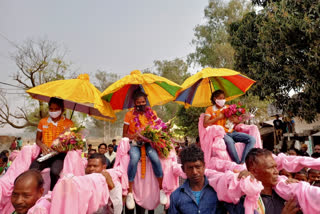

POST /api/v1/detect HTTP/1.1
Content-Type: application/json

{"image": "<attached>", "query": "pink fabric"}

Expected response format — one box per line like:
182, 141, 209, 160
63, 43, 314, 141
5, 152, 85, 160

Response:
0, 145, 40, 214
198, 114, 262, 167
60, 150, 85, 177
114, 138, 179, 210
27, 192, 52, 214
274, 153, 320, 172
9, 150, 20, 162
50, 173, 109, 214
40, 168, 51, 195
274, 176, 320, 214
206, 169, 263, 214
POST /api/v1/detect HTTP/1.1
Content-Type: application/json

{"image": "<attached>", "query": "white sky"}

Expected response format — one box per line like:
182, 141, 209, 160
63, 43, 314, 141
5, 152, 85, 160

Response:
0, 0, 208, 135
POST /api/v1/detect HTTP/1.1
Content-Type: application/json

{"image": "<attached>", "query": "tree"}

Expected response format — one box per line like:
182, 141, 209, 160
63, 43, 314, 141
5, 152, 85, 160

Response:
91, 70, 124, 138
0, 39, 71, 129
229, 0, 320, 122
188, 0, 252, 68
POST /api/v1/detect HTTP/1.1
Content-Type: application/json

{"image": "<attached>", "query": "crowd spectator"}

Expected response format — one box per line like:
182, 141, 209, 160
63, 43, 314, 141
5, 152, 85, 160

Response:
195, 136, 200, 148
279, 169, 292, 179
287, 148, 298, 156
273, 115, 283, 143
98, 143, 111, 168
308, 169, 320, 186
16, 137, 23, 150
88, 144, 92, 151
112, 139, 118, 152
299, 144, 310, 157
105, 144, 116, 168
293, 169, 308, 182
0, 153, 8, 177
10, 138, 17, 151
11, 169, 44, 214
311, 144, 320, 158
88, 149, 96, 158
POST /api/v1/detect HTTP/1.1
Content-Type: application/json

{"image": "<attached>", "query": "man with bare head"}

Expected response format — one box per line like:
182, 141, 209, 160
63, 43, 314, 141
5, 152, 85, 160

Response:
11, 169, 44, 214
246, 148, 300, 214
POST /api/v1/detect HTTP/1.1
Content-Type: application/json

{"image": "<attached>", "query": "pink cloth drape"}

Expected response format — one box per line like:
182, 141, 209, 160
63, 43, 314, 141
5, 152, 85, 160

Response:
27, 192, 52, 214
274, 176, 320, 214
274, 153, 320, 172
198, 113, 261, 170
114, 138, 179, 210
49, 173, 109, 214
0, 145, 40, 214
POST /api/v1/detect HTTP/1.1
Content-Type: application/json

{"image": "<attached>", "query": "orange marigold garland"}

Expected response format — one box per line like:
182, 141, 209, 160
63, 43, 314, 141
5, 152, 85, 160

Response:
140, 144, 146, 179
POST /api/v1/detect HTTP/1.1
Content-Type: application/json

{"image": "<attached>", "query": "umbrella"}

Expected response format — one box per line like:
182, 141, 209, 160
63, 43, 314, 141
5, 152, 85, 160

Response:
175, 67, 255, 107
26, 74, 116, 121
101, 70, 182, 111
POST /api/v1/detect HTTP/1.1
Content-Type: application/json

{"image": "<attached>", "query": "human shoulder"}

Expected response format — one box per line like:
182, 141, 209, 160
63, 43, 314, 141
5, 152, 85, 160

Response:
39, 117, 49, 123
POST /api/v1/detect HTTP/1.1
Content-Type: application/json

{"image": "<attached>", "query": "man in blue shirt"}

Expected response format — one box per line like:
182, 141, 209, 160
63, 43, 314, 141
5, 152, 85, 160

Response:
169, 144, 224, 214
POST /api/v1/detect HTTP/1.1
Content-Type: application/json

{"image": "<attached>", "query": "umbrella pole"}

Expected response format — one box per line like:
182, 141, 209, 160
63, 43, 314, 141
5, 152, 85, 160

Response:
209, 79, 213, 94
70, 103, 77, 120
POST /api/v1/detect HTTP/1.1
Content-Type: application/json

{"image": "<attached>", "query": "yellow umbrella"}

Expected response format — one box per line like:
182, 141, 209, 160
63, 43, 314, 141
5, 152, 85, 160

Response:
175, 67, 256, 107
26, 74, 116, 121
101, 70, 182, 111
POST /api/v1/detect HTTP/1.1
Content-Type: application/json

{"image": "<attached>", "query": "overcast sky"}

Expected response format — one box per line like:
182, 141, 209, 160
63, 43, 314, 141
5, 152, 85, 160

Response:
0, 0, 208, 135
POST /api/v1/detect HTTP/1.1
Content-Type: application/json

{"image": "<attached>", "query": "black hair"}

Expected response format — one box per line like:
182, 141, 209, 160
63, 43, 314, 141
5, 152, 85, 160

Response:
312, 153, 320, 158
88, 153, 107, 166
112, 139, 116, 142
88, 149, 96, 153
295, 168, 307, 176
0, 150, 9, 155
210, 90, 225, 105
0, 153, 8, 163
132, 89, 148, 102
180, 144, 204, 166
48, 97, 64, 110
308, 169, 320, 176
196, 136, 200, 143
88, 144, 92, 147
108, 144, 114, 148
14, 169, 44, 189
245, 148, 272, 171
98, 143, 107, 149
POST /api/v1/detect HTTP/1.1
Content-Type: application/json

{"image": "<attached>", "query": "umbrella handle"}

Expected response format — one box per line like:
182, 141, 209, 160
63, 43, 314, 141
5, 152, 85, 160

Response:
70, 103, 77, 120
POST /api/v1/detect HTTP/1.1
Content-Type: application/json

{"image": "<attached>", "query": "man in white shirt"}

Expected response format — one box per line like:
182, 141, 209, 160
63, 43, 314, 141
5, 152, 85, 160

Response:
105, 144, 116, 168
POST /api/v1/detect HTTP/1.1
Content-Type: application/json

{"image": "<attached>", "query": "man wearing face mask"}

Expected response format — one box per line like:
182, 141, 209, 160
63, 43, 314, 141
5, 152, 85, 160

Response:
29, 97, 73, 190
203, 90, 255, 164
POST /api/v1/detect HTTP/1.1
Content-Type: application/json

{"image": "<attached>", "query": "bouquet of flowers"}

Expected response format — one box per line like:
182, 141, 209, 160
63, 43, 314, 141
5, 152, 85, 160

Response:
51, 126, 86, 151
37, 126, 87, 162
139, 125, 174, 158
223, 103, 253, 132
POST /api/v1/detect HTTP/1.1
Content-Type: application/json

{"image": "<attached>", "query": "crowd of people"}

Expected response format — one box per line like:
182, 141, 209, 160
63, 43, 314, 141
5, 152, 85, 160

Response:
1, 89, 320, 214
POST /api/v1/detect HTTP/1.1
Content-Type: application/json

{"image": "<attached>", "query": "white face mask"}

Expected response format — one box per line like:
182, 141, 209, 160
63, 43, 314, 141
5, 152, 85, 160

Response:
49, 110, 62, 119
215, 99, 226, 107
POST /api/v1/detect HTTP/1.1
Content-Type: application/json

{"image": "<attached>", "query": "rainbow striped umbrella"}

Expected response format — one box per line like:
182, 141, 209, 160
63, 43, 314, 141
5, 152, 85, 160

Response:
101, 70, 182, 111
175, 67, 255, 107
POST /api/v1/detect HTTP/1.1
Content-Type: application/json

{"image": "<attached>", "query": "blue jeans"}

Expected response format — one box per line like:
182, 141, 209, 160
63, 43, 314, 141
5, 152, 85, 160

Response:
223, 131, 256, 164
128, 143, 163, 182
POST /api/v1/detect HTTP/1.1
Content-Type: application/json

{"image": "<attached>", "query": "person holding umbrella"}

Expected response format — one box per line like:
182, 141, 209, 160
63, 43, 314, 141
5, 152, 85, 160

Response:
123, 89, 167, 209
203, 90, 256, 164
29, 97, 73, 190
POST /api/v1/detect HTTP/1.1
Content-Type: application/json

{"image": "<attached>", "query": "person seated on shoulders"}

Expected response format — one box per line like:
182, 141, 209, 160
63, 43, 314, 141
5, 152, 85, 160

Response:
11, 169, 44, 214
123, 89, 167, 209
246, 148, 301, 214
203, 90, 256, 164
308, 169, 320, 186
293, 169, 308, 182
85, 153, 122, 214
29, 97, 73, 190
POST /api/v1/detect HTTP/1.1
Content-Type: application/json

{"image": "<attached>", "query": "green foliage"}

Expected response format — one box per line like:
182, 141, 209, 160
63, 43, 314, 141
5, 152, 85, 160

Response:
188, 0, 252, 68
229, 0, 320, 122
175, 106, 205, 138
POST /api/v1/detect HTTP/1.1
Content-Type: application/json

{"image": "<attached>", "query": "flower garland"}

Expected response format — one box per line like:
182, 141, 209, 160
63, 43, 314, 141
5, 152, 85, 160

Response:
132, 106, 167, 179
